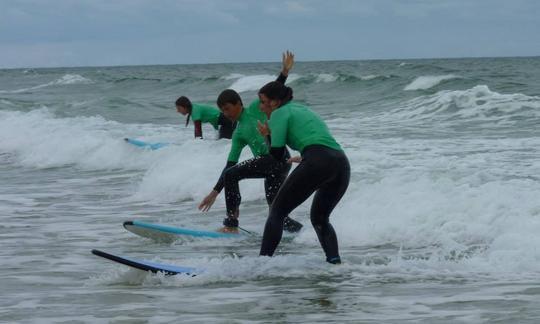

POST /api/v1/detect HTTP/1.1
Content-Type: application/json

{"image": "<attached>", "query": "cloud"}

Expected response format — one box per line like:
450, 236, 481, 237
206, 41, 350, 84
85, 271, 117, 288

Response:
0, 0, 539, 68
285, 1, 313, 14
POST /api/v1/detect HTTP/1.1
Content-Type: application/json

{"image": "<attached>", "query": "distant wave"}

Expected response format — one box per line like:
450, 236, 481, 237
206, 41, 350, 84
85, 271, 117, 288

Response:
360, 74, 381, 81
0, 74, 92, 94
404, 75, 459, 91
220, 72, 387, 90
113, 77, 162, 83
221, 73, 245, 80
0, 99, 15, 107
314, 73, 383, 83
56, 74, 92, 85
315, 73, 338, 83
309, 73, 389, 84
228, 73, 301, 92
391, 85, 540, 123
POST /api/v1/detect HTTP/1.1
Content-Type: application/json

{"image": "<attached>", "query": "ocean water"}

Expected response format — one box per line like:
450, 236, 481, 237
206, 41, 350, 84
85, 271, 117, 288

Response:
1, 57, 540, 323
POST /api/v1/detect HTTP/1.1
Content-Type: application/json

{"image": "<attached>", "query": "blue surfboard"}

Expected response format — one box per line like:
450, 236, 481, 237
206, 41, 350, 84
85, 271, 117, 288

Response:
124, 138, 169, 150
92, 249, 202, 276
123, 220, 251, 242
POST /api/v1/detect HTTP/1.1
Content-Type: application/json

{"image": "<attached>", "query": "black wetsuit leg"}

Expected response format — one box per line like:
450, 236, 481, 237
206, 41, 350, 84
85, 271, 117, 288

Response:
263, 155, 303, 232
217, 113, 237, 139
259, 145, 350, 262
223, 154, 302, 231
263, 158, 291, 205
223, 155, 288, 217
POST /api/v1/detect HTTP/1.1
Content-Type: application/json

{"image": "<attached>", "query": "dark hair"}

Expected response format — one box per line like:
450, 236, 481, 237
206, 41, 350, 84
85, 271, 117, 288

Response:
216, 89, 243, 109
258, 81, 293, 107
175, 96, 192, 127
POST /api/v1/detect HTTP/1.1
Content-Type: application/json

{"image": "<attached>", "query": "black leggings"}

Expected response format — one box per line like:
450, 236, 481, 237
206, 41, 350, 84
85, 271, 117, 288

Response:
217, 113, 237, 139
223, 154, 291, 217
260, 145, 350, 262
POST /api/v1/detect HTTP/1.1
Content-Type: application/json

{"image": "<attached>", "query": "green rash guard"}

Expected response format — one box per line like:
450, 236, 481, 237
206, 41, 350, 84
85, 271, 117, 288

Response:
191, 103, 221, 129
268, 102, 342, 153
227, 99, 268, 162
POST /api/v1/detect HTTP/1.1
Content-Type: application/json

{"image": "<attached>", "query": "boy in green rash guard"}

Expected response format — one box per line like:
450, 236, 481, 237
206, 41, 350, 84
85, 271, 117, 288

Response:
176, 97, 237, 139
198, 51, 303, 234
256, 81, 350, 264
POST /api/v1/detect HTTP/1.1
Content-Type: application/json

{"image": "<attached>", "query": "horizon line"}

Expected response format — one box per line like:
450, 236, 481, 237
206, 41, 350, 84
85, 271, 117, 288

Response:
1, 54, 539, 70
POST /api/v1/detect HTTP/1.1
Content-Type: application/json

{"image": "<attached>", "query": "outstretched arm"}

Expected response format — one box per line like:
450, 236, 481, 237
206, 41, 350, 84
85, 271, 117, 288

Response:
198, 135, 244, 212
198, 161, 236, 212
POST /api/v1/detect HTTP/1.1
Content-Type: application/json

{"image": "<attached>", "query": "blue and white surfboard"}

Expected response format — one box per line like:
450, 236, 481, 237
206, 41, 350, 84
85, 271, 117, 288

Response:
124, 138, 169, 150
92, 249, 202, 276
123, 220, 250, 242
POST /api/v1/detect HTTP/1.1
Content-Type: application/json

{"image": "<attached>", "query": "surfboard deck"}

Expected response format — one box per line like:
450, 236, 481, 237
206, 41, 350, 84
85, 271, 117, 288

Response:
91, 249, 201, 276
123, 220, 250, 242
124, 138, 169, 150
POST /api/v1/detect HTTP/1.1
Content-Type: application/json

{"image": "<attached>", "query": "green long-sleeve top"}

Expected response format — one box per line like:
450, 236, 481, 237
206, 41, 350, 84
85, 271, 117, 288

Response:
191, 103, 220, 129
226, 99, 268, 162
268, 101, 342, 154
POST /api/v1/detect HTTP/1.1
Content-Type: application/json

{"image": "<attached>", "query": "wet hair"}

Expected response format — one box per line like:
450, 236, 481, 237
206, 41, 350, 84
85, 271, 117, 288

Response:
216, 89, 243, 109
258, 81, 293, 107
175, 96, 192, 127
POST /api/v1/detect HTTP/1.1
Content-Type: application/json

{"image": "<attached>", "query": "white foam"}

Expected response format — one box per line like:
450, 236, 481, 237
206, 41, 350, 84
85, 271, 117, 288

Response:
130, 140, 266, 203
361, 74, 380, 81
0, 108, 169, 170
404, 74, 458, 91
0, 107, 270, 204
55, 74, 92, 85
315, 73, 338, 83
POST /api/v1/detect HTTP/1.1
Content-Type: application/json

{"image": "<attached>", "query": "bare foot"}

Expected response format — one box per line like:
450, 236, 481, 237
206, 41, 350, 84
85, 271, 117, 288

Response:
217, 226, 239, 234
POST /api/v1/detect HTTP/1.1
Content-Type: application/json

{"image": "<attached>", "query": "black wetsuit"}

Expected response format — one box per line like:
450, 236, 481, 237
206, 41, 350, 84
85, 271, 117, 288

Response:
259, 101, 349, 263
260, 145, 350, 262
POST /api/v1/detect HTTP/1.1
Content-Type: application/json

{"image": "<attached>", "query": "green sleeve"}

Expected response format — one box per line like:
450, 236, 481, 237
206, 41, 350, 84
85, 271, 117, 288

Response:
227, 131, 247, 162
268, 108, 289, 148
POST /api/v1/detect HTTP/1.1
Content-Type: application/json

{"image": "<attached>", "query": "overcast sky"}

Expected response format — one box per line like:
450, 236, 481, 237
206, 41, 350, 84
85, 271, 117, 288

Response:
1, 0, 539, 68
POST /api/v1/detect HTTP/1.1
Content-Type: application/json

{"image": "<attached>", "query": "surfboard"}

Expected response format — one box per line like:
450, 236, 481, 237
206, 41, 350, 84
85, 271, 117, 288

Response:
124, 138, 169, 150
91, 249, 201, 276
123, 220, 250, 242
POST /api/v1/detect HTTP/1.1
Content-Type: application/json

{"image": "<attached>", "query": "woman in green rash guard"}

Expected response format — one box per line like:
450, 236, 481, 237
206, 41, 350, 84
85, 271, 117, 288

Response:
198, 51, 303, 234
256, 81, 350, 264
176, 97, 237, 139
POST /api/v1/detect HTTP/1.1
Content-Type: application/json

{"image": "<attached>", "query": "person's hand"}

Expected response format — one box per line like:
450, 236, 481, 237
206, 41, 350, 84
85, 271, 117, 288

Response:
287, 156, 302, 164
257, 120, 270, 137
198, 190, 219, 212
281, 50, 294, 76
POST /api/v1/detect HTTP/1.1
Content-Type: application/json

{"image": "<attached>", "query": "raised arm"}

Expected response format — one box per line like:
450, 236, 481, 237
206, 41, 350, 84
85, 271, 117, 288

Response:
275, 50, 294, 84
